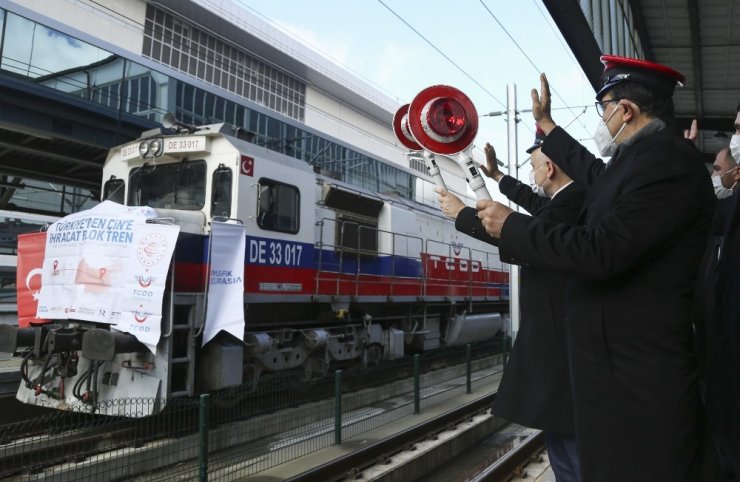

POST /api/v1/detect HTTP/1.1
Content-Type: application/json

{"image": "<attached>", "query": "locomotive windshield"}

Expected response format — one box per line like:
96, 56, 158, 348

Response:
128, 160, 206, 210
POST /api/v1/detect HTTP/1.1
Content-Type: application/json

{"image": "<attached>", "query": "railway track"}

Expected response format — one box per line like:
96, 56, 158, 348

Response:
280, 398, 545, 482
285, 392, 499, 481
0, 344, 505, 480
471, 430, 545, 482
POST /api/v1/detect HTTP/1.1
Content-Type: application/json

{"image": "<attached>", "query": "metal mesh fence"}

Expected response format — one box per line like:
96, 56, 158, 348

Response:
0, 339, 506, 481
0, 397, 200, 481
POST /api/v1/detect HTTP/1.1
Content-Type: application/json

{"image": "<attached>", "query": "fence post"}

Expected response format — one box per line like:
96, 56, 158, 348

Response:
414, 354, 420, 414
199, 394, 210, 482
335, 369, 342, 444
466, 343, 472, 394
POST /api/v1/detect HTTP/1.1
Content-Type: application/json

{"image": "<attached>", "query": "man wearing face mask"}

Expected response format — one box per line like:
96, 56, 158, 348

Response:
469, 56, 716, 481
711, 146, 739, 199
435, 129, 586, 482
696, 103, 740, 481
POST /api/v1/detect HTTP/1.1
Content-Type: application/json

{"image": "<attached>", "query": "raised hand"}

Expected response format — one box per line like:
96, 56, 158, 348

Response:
480, 143, 504, 182
531, 73, 556, 134
683, 119, 698, 143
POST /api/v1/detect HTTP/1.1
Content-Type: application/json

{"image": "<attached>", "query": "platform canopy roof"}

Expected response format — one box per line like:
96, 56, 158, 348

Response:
543, 0, 739, 162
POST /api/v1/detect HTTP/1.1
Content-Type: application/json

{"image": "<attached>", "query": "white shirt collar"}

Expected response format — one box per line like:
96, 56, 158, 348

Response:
550, 180, 574, 200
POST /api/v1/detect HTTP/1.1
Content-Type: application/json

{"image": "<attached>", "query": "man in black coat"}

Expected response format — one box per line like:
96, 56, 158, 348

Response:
698, 103, 740, 480
472, 57, 716, 481
436, 130, 586, 481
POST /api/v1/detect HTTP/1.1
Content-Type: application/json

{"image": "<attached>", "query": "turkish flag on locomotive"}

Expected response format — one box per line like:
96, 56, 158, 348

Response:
16, 232, 49, 327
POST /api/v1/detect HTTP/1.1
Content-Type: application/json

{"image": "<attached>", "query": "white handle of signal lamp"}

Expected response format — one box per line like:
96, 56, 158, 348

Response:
456, 148, 491, 200
422, 150, 447, 190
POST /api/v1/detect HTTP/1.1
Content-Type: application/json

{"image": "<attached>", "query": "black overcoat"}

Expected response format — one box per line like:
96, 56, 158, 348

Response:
697, 192, 740, 474
498, 125, 714, 482
456, 176, 584, 434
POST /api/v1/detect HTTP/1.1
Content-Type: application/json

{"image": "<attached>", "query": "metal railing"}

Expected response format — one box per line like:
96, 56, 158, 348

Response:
315, 217, 508, 299
0, 341, 505, 481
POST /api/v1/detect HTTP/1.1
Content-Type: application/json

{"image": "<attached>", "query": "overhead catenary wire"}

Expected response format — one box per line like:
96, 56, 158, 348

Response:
477, 0, 590, 133
531, 0, 582, 69
481, 105, 592, 117
229, 0, 404, 104
371, 0, 588, 140
85, 0, 587, 167
516, 106, 588, 168
375, 0, 507, 110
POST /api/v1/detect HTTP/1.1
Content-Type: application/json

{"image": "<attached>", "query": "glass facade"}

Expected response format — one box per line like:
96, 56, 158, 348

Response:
1, 12, 112, 78
580, 0, 643, 58
143, 5, 306, 122
0, 8, 425, 207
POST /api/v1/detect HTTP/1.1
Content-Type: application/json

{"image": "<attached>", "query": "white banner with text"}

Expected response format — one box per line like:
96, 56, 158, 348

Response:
37, 201, 180, 353
203, 221, 245, 346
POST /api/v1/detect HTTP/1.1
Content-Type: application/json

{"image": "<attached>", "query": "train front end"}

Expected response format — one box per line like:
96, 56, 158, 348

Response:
0, 124, 243, 416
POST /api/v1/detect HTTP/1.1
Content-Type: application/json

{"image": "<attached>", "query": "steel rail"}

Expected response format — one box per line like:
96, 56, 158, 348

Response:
472, 429, 544, 481
285, 391, 497, 482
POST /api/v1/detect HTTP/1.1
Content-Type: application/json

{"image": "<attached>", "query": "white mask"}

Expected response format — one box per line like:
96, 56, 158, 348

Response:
592, 102, 627, 157
529, 166, 547, 198
713, 166, 739, 199
712, 175, 734, 199
730, 135, 740, 164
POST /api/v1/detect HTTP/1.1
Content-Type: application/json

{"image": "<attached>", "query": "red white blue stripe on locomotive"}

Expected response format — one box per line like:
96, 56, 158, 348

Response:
174, 233, 509, 298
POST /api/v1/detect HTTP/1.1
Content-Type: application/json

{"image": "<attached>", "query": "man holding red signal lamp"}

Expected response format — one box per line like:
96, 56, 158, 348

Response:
436, 128, 587, 481
473, 58, 716, 481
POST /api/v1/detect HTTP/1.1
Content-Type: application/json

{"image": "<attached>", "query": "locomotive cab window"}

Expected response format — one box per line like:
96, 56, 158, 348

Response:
257, 179, 299, 234
128, 159, 206, 210
211, 164, 232, 218
103, 177, 125, 204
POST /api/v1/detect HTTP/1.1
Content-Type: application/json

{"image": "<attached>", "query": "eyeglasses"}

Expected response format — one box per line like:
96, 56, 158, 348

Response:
531, 161, 545, 171
595, 98, 622, 116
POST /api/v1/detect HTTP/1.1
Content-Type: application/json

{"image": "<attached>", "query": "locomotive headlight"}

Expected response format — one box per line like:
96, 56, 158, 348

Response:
138, 141, 150, 158
138, 138, 164, 158
149, 138, 164, 157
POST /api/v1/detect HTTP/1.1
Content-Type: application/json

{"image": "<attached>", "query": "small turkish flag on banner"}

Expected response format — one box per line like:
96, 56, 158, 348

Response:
240, 155, 254, 176
16, 232, 50, 327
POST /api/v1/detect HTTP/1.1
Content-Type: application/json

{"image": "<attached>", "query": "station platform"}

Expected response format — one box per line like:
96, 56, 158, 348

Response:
233, 370, 554, 482
422, 422, 556, 482
240, 376, 503, 481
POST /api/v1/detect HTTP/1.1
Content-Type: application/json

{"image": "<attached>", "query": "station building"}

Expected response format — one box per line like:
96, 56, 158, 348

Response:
0, 0, 438, 218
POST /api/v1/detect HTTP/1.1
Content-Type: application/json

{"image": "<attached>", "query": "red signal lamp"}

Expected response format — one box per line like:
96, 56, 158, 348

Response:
392, 104, 423, 150
407, 85, 478, 155
393, 103, 448, 189
404, 85, 490, 201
